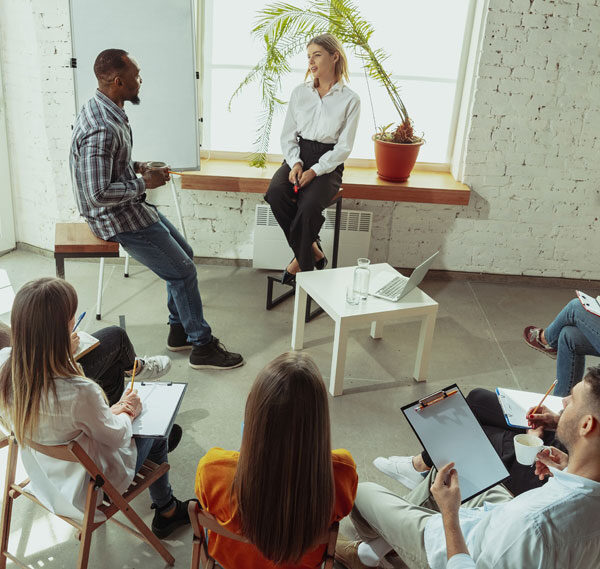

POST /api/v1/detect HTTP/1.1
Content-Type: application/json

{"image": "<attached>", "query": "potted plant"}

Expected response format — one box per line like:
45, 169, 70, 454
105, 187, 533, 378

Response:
229, 0, 424, 181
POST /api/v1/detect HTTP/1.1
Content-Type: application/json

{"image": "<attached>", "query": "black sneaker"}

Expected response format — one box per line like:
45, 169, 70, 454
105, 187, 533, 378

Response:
151, 497, 196, 539
189, 337, 244, 370
167, 323, 193, 352
167, 423, 182, 453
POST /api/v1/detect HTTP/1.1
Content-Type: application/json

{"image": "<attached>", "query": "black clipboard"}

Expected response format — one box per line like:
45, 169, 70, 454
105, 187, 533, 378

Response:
401, 384, 509, 503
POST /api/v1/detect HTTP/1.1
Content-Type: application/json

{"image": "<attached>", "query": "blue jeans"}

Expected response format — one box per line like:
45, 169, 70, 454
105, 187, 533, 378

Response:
135, 437, 173, 509
110, 211, 212, 346
544, 298, 600, 396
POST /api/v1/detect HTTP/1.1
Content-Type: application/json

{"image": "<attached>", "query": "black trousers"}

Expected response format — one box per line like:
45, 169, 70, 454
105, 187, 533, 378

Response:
421, 388, 556, 496
265, 138, 343, 272
78, 325, 136, 406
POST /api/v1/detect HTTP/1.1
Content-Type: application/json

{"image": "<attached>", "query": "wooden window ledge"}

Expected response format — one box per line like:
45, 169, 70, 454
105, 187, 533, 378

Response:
181, 159, 470, 206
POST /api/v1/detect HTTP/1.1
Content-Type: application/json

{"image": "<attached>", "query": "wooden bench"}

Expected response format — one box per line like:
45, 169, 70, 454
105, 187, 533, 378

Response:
54, 223, 126, 320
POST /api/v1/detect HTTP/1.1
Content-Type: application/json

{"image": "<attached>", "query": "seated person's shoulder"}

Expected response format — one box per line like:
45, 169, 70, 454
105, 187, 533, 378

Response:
195, 448, 240, 520
332, 448, 357, 471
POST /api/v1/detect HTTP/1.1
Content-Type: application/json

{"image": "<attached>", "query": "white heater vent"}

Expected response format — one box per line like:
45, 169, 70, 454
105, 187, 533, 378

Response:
253, 204, 372, 270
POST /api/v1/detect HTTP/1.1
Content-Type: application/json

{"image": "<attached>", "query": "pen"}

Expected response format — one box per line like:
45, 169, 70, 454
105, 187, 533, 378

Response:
531, 379, 558, 416
294, 175, 299, 194
129, 359, 138, 393
72, 311, 86, 332
168, 170, 184, 176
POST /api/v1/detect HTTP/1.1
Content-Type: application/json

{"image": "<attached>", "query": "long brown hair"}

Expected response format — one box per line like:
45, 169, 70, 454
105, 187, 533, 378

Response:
305, 33, 349, 85
233, 352, 334, 564
0, 278, 81, 443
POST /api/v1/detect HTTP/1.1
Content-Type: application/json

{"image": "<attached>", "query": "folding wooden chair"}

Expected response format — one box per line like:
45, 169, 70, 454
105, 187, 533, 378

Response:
188, 501, 338, 569
0, 434, 175, 569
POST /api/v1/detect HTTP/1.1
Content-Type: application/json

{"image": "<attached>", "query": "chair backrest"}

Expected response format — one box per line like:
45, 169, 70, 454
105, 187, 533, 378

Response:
23, 437, 80, 462
188, 500, 339, 568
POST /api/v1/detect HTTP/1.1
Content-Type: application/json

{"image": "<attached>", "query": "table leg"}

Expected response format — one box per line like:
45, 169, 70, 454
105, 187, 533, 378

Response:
370, 320, 383, 339
330, 319, 348, 396
413, 309, 437, 381
291, 285, 307, 350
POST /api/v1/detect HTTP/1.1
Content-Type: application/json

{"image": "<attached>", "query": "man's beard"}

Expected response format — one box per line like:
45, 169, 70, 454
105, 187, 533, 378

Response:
130, 95, 141, 105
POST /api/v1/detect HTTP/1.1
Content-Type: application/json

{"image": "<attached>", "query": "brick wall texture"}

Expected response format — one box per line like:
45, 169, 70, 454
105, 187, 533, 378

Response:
0, 0, 597, 277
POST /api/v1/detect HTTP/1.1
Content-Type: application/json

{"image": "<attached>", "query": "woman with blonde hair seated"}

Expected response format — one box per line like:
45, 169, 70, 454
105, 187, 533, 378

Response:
265, 33, 360, 284
0, 277, 193, 538
195, 352, 358, 568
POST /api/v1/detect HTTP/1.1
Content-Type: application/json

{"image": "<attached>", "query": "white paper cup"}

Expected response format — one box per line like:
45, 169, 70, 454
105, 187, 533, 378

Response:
514, 433, 544, 465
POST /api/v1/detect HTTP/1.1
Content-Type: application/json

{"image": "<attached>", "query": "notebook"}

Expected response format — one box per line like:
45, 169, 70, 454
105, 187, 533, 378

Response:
74, 331, 100, 361
496, 387, 563, 429
402, 384, 509, 502
369, 251, 439, 302
131, 381, 187, 438
576, 290, 600, 317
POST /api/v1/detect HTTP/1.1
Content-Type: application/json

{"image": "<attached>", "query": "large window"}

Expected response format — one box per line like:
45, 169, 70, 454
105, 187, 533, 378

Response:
202, 0, 474, 165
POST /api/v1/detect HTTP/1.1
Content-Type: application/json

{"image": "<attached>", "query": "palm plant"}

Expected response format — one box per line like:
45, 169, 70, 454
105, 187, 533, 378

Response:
229, 0, 420, 168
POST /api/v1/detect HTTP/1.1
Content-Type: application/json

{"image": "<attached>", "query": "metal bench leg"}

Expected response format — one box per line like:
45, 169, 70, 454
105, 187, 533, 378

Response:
55, 255, 65, 279
266, 276, 295, 310
96, 258, 105, 320
332, 198, 342, 269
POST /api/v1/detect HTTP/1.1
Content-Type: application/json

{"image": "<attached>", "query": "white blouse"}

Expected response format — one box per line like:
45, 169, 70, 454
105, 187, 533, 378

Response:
281, 81, 360, 176
0, 348, 136, 522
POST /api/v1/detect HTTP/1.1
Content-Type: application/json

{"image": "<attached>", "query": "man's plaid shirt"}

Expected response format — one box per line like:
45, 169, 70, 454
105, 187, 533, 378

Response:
70, 90, 159, 240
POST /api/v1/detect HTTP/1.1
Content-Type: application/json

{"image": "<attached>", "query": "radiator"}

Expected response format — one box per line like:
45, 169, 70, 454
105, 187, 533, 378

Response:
252, 204, 372, 270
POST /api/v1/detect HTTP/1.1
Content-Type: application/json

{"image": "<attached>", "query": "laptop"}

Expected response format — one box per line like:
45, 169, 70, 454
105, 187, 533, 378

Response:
369, 251, 439, 302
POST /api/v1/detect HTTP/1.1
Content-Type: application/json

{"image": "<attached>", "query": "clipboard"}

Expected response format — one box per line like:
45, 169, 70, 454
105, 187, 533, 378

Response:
576, 290, 600, 317
401, 384, 509, 503
496, 387, 563, 429
131, 381, 187, 438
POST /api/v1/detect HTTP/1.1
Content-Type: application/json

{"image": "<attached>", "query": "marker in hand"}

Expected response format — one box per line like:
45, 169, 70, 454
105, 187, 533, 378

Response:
72, 311, 86, 332
294, 175, 300, 194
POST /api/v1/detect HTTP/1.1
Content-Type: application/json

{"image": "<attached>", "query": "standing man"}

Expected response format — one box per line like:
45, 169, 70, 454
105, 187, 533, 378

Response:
70, 49, 243, 370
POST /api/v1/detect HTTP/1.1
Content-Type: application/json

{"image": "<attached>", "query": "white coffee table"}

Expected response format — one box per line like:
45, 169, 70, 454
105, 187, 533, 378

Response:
292, 263, 439, 396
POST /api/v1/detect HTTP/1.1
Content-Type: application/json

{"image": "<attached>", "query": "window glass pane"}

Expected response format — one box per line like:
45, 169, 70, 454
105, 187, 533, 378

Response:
204, 0, 472, 164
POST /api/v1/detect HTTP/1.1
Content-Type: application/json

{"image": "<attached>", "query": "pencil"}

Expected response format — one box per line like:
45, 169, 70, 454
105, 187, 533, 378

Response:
168, 170, 184, 176
129, 359, 138, 393
531, 379, 558, 415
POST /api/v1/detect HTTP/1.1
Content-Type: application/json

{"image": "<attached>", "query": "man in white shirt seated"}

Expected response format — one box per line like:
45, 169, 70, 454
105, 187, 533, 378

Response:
335, 365, 600, 569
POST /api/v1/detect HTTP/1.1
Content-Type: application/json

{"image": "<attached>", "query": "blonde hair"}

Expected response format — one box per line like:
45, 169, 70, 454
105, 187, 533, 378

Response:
305, 33, 349, 85
0, 278, 83, 443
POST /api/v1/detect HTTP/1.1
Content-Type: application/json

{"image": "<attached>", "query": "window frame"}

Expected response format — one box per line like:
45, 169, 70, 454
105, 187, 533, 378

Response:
197, 0, 480, 174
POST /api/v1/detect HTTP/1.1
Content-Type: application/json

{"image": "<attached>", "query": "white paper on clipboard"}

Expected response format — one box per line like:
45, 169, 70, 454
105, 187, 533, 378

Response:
496, 387, 563, 429
401, 385, 509, 502
131, 381, 187, 438
576, 290, 600, 317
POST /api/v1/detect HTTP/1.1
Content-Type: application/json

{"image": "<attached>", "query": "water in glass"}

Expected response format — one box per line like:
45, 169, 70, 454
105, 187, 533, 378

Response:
353, 258, 371, 301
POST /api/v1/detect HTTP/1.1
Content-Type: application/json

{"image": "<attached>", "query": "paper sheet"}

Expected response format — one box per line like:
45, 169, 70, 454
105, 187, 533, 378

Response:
576, 290, 600, 317
74, 331, 100, 361
131, 382, 187, 437
402, 386, 509, 502
496, 387, 563, 429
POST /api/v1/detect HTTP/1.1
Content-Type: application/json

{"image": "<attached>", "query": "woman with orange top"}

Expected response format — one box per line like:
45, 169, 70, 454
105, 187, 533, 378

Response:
195, 352, 358, 568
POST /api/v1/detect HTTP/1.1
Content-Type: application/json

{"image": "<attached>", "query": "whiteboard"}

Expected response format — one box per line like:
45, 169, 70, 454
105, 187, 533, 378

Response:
402, 385, 509, 502
70, 0, 199, 169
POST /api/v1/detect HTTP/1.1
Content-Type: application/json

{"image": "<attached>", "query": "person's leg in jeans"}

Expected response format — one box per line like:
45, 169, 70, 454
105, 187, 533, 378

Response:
111, 215, 212, 347
78, 326, 136, 405
543, 299, 600, 396
135, 437, 173, 510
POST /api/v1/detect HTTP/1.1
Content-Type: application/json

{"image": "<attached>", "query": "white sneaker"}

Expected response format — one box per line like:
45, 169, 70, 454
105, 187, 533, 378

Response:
373, 456, 427, 490
132, 355, 172, 381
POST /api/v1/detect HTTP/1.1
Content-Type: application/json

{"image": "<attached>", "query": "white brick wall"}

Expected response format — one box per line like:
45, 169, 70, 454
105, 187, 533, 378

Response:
0, 0, 597, 278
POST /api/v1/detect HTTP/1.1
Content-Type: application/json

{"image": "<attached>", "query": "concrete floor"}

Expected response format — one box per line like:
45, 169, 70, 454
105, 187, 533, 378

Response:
0, 249, 596, 568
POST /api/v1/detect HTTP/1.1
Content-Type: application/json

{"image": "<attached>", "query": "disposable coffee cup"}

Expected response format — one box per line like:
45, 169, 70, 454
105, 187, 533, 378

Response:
514, 433, 545, 466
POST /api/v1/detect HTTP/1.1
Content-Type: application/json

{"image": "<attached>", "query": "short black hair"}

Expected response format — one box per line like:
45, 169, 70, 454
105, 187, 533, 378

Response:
584, 365, 600, 411
93, 49, 129, 83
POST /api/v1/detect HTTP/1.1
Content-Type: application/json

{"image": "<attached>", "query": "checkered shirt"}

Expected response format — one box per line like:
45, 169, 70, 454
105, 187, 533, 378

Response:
70, 90, 159, 240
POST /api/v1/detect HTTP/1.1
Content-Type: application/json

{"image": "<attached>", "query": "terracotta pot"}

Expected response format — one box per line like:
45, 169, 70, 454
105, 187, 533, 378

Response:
373, 136, 424, 182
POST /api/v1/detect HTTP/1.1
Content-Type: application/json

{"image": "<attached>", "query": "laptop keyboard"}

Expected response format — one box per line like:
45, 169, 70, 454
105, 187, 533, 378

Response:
375, 277, 406, 298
